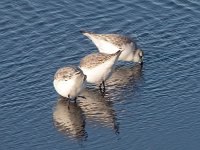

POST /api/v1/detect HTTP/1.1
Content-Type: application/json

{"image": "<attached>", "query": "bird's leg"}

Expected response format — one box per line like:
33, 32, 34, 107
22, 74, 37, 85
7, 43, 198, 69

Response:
102, 81, 105, 92
99, 81, 106, 94
74, 97, 77, 103
67, 95, 71, 110
99, 82, 103, 92
140, 61, 144, 67
113, 121, 120, 135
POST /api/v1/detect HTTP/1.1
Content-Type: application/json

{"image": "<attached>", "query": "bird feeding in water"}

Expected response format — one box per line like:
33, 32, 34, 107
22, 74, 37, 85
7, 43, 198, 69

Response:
79, 50, 121, 93
81, 31, 144, 65
53, 66, 86, 102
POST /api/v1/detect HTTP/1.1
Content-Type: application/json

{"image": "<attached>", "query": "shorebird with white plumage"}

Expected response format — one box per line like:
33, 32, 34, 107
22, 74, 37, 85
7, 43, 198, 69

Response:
53, 66, 86, 101
79, 50, 121, 93
81, 31, 144, 64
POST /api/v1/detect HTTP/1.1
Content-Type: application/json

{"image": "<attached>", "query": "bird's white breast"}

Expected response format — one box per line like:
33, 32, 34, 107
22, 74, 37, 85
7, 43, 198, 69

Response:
81, 57, 117, 84
53, 75, 85, 98
92, 39, 120, 54
91, 38, 134, 61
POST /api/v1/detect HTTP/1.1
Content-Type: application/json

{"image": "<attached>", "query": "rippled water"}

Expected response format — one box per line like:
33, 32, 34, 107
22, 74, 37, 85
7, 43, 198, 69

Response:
1, 0, 200, 149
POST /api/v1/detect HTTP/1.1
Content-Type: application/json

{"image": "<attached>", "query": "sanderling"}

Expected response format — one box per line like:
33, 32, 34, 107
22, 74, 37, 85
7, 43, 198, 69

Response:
81, 31, 144, 64
79, 50, 121, 93
53, 66, 86, 101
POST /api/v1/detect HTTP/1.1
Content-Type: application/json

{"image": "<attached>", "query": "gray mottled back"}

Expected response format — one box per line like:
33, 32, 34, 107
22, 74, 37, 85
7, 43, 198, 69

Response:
82, 31, 134, 48
95, 34, 132, 46
80, 51, 121, 69
54, 66, 83, 81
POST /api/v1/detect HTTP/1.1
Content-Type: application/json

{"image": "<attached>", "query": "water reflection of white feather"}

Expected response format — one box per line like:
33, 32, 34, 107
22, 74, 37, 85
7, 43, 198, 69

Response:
79, 88, 119, 133
106, 64, 143, 89
53, 97, 87, 139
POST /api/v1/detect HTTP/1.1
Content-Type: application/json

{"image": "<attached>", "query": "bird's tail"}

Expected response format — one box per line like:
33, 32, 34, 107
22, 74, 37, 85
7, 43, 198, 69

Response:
80, 30, 94, 36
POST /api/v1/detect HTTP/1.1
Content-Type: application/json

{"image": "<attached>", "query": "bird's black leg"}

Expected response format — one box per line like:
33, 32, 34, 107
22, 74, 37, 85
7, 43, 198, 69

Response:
99, 82, 103, 92
140, 61, 144, 67
67, 95, 71, 109
99, 81, 106, 94
102, 81, 105, 92
74, 97, 77, 103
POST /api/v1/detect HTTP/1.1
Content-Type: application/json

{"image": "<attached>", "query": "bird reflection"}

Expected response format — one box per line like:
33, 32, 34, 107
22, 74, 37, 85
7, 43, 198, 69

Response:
53, 97, 87, 140
106, 63, 143, 89
79, 88, 119, 134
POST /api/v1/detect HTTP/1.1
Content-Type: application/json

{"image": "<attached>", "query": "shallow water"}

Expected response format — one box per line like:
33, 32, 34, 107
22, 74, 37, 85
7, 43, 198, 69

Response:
1, 0, 200, 149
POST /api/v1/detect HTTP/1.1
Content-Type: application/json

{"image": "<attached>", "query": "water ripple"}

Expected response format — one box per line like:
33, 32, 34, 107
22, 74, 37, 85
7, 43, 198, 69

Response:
1, 0, 200, 149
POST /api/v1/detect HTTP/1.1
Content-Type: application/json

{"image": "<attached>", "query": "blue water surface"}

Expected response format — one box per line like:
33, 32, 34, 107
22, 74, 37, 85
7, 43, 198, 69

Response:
0, 0, 200, 149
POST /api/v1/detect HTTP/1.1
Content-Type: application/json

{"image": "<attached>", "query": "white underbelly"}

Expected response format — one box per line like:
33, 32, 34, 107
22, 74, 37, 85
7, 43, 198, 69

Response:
81, 61, 115, 84
53, 78, 84, 98
92, 39, 120, 54
92, 39, 134, 61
